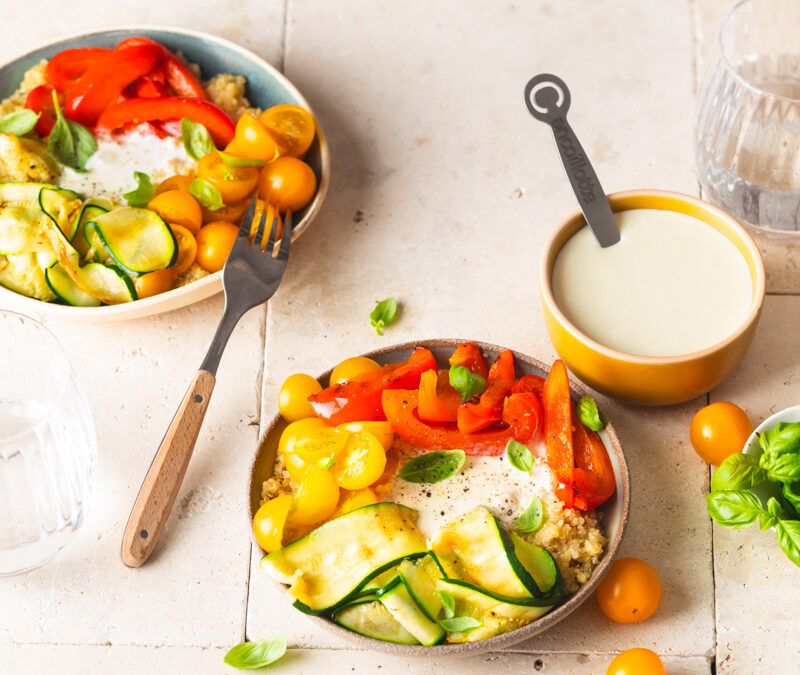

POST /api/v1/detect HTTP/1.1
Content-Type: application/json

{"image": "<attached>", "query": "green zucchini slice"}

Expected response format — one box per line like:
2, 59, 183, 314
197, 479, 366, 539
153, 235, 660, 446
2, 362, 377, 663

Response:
45, 261, 101, 307
332, 600, 419, 645
378, 576, 446, 645
72, 203, 109, 260
0, 183, 79, 255
75, 263, 137, 304
261, 503, 428, 614
84, 207, 177, 277
0, 252, 56, 301
397, 554, 445, 622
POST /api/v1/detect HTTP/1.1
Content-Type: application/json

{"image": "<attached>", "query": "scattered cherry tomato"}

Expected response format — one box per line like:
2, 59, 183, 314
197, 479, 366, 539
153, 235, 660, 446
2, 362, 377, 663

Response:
259, 104, 316, 158
257, 156, 316, 211
132, 267, 176, 299
169, 224, 198, 275
291, 427, 351, 465
155, 174, 194, 195
690, 401, 753, 466
195, 221, 239, 272
606, 648, 665, 675
196, 151, 259, 203
288, 464, 340, 525
336, 420, 394, 451
332, 431, 387, 490
278, 417, 329, 456
278, 373, 323, 422
597, 557, 662, 624
252, 495, 292, 553
148, 190, 203, 235
229, 112, 280, 161
330, 356, 382, 386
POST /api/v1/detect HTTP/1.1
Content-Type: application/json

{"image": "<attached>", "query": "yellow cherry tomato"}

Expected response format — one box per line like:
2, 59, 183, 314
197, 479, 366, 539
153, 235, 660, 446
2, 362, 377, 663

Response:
155, 174, 194, 195
329, 356, 382, 385
606, 648, 665, 675
252, 494, 293, 552
148, 190, 203, 235
333, 431, 387, 490
169, 224, 198, 275
249, 199, 283, 247
195, 221, 239, 273
132, 267, 176, 299
289, 464, 339, 525
292, 426, 351, 464
334, 487, 378, 518
201, 196, 250, 225
259, 104, 316, 158
231, 113, 280, 161
278, 417, 329, 455
690, 401, 754, 466
337, 421, 394, 451
196, 151, 259, 204
278, 373, 323, 422
597, 557, 662, 624
257, 157, 316, 212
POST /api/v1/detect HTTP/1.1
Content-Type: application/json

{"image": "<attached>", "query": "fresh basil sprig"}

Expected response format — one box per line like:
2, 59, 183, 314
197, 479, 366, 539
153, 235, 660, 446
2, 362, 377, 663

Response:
776, 519, 800, 567
370, 297, 398, 336
759, 422, 800, 456
181, 117, 215, 161
398, 450, 465, 484
189, 177, 224, 211
438, 616, 481, 633
47, 91, 97, 171
706, 490, 764, 529
760, 451, 800, 484
0, 109, 40, 136
223, 634, 287, 670
449, 365, 486, 402
514, 496, 545, 534
122, 171, 155, 208
577, 395, 605, 431
438, 590, 455, 619
506, 439, 534, 473
220, 151, 271, 168
711, 453, 768, 492
781, 482, 800, 518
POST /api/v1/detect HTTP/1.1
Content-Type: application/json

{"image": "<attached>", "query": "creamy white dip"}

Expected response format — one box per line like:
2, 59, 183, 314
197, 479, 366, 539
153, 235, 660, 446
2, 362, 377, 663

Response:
57, 131, 193, 201
552, 208, 753, 357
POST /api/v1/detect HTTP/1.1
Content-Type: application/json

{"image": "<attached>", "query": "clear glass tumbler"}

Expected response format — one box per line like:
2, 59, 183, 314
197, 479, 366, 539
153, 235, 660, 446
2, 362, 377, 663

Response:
0, 311, 97, 575
695, 0, 800, 238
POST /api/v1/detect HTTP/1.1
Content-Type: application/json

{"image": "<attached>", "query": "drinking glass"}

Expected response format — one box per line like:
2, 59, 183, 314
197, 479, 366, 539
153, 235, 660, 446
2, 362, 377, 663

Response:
0, 311, 97, 575
695, 0, 800, 238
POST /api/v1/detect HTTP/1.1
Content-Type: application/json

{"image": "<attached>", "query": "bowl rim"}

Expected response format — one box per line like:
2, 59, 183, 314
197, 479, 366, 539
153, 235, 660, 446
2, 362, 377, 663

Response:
247, 338, 631, 656
0, 24, 330, 320
539, 189, 766, 365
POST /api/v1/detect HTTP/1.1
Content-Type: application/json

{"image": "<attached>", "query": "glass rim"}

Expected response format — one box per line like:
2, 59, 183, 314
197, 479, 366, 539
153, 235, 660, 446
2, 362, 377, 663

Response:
718, 0, 800, 104
0, 309, 72, 446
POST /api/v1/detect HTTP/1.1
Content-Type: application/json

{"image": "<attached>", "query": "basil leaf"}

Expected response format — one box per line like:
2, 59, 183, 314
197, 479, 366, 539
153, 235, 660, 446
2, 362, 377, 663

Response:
223, 635, 287, 670
68, 119, 98, 170
370, 296, 398, 336
398, 450, 465, 483
438, 616, 481, 632
181, 117, 215, 161
448, 365, 486, 402
122, 171, 155, 208
577, 395, 605, 431
706, 490, 764, 529
514, 496, 545, 534
759, 422, 800, 456
438, 590, 455, 619
759, 512, 778, 531
189, 178, 224, 211
776, 519, 800, 568
760, 452, 800, 484
781, 482, 800, 518
317, 457, 335, 470
711, 453, 768, 492
46, 92, 96, 171
506, 439, 533, 473
220, 151, 270, 168
0, 109, 40, 136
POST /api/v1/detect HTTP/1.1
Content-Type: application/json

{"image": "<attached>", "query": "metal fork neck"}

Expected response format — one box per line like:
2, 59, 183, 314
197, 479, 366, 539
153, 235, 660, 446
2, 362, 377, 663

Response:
199, 298, 244, 376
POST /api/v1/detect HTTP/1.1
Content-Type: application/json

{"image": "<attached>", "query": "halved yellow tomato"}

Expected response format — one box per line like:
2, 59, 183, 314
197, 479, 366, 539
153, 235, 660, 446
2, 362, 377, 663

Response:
293, 426, 351, 463
252, 494, 293, 552
169, 224, 197, 275
155, 174, 194, 195
288, 464, 339, 525
230, 113, 280, 161
259, 104, 316, 158
197, 152, 259, 203
337, 421, 394, 451
333, 487, 378, 518
148, 190, 203, 235
332, 431, 387, 490
278, 417, 329, 456
133, 267, 176, 299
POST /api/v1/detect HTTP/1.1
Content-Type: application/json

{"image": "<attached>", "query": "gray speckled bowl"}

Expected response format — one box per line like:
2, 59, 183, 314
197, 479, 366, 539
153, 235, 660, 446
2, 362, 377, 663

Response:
248, 339, 631, 657
0, 25, 329, 320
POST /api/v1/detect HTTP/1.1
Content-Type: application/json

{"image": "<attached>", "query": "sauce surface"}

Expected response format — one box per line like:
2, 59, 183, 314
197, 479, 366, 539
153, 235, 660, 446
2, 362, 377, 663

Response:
552, 208, 753, 357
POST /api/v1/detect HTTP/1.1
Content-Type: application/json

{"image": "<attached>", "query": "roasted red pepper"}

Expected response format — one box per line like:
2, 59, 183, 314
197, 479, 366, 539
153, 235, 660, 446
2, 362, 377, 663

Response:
572, 418, 616, 510
45, 47, 113, 92
308, 347, 437, 425
502, 392, 542, 443
116, 37, 208, 99
382, 390, 511, 455
457, 349, 516, 434
417, 369, 461, 423
511, 374, 545, 396
448, 341, 489, 379
24, 85, 57, 135
64, 44, 163, 126
129, 76, 169, 99
95, 96, 235, 145
541, 360, 574, 508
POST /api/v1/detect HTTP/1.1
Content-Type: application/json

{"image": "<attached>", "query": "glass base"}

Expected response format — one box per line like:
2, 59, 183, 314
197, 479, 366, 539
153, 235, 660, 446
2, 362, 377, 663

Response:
0, 511, 84, 576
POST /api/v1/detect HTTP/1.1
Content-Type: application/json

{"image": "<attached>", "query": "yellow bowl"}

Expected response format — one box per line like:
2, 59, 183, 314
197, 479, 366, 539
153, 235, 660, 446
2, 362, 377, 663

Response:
540, 190, 766, 405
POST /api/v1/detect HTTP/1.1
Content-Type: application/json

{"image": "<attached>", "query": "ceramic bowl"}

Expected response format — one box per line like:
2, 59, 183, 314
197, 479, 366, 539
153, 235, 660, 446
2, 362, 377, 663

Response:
247, 339, 631, 656
0, 26, 329, 321
540, 190, 766, 406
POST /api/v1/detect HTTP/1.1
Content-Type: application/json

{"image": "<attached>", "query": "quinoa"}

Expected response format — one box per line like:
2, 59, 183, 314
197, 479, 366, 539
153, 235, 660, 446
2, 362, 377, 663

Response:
173, 263, 210, 288
203, 73, 262, 121
0, 61, 47, 118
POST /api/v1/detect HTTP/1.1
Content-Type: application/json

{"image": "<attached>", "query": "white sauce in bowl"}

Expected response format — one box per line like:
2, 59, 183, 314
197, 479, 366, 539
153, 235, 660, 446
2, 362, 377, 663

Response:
552, 208, 753, 357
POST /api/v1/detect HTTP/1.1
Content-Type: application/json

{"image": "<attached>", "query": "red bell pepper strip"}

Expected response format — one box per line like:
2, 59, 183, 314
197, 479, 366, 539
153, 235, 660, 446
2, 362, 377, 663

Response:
24, 85, 57, 135
571, 416, 616, 510
502, 392, 542, 443
308, 347, 437, 425
45, 47, 113, 92
129, 77, 169, 99
95, 96, 235, 145
382, 390, 511, 456
457, 349, 516, 434
417, 369, 461, 423
511, 374, 545, 396
116, 37, 208, 99
64, 44, 164, 126
541, 360, 575, 508
448, 341, 489, 379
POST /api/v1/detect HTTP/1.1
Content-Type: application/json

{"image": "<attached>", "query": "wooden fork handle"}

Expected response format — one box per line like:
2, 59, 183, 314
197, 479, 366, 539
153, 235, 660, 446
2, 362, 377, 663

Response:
121, 370, 216, 567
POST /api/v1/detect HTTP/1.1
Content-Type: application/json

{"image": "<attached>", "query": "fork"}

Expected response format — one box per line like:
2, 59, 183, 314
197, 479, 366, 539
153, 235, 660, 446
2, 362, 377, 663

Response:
121, 196, 292, 568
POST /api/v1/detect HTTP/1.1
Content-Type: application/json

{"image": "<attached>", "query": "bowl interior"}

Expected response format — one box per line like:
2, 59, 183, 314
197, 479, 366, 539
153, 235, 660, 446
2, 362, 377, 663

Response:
248, 338, 630, 656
